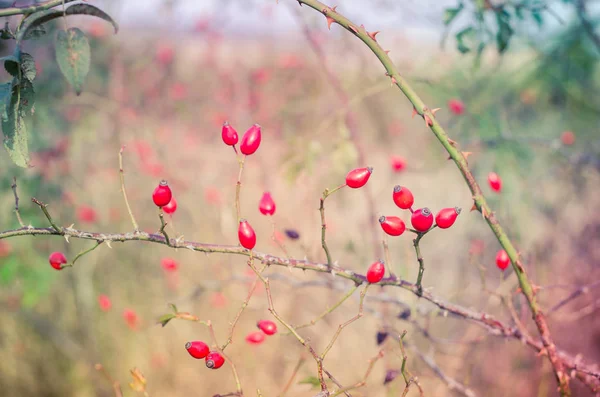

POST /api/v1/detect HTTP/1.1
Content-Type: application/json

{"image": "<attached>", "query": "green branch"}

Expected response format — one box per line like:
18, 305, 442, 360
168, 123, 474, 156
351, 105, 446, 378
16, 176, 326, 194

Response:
0, 0, 81, 17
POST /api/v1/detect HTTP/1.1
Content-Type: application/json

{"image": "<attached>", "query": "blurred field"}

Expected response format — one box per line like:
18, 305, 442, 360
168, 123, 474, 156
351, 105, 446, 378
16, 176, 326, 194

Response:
0, 2, 599, 397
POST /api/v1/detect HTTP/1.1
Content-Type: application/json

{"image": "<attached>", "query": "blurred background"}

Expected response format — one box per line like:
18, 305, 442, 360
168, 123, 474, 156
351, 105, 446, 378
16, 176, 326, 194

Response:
0, 0, 599, 396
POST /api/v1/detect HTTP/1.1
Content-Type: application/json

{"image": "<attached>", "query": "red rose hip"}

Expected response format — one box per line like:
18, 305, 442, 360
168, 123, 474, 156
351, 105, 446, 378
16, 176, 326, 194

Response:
205, 351, 225, 369
496, 250, 510, 271
258, 192, 276, 216
245, 331, 265, 345
411, 208, 433, 232
49, 251, 67, 270
392, 185, 414, 210
346, 167, 373, 189
221, 121, 239, 146
488, 172, 502, 193
152, 180, 172, 207
390, 156, 406, 172
163, 197, 177, 215
379, 216, 406, 236
257, 319, 277, 335
240, 124, 261, 155
366, 260, 385, 283
238, 219, 256, 250
435, 207, 461, 229
186, 341, 210, 359
448, 98, 465, 115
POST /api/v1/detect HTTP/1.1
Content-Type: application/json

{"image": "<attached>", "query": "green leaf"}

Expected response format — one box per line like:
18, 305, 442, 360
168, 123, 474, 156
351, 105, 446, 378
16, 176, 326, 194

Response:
443, 4, 464, 26
3, 55, 19, 77
298, 376, 320, 388
20, 53, 36, 82
168, 303, 178, 313
531, 10, 543, 27
157, 313, 176, 327
55, 28, 90, 95
23, 24, 46, 40
496, 10, 513, 53
456, 26, 477, 54
1, 79, 34, 168
65, 4, 119, 33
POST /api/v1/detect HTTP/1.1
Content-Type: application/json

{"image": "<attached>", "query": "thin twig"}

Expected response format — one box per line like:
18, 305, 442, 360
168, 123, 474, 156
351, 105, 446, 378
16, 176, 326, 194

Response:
330, 350, 384, 396
319, 184, 345, 268
278, 355, 306, 397
10, 177, 25, 227
207, 320, 244, 396
119, 146, 139, 233
236, 156, 246, 222
549, 280, 600, 315
67, 240, 103, 268
158, 209, 171, 247
413, 233, 425, 296
0, 0, 80, 17
31, 198, 62, 233
293, 284, 359, 331
95, 363, 124, 397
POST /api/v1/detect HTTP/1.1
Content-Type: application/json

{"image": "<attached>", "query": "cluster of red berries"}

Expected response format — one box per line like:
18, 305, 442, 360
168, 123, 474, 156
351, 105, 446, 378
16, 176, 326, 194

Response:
185, 341, 225, 369
378, 185, 461, 236
245, 319, 278, 345
222, 122, 262, 155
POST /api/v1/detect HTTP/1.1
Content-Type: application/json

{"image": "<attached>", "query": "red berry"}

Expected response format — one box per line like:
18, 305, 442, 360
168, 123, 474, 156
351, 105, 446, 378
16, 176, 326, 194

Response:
161, 257, 178, 272
392, 185, 414, 210
205, 351, 225, 369
245, 331, 265, 345
186, 341, 210, 359
448, 98, 465, 115
123, 309, 139, 330
561, 131, 575, 146
496, 250, 510, 271
152, 180, 173, 207
257, 319, 277, 335
258, 192, 276, 216
163, 197, 177, 215
345, 167, 373, 189
411, 208, 434, 232
77, 205, 97, 223
238, 219, 256, 250
488, 172, 502, 193
379, 216, 406, 236
98, 294, 112, 311
390, 156, 406, 172
49, 251, 67, 270
240, 124, 261, 155
435, 207, 461, 229
366, 260, 385, 283
221, 121, 239, 146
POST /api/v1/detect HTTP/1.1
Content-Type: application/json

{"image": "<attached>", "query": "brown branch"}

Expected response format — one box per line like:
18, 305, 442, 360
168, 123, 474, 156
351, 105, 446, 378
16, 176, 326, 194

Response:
10, 177, 25, 227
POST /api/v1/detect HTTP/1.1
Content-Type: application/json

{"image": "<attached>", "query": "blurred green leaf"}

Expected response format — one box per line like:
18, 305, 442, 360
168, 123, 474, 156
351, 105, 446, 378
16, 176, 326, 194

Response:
0, 256, 20, 285
55, 27, 90, 95
2, 79, 34, 168
17, 9, 62, 43
23, 25, 47, 40
443, 4, 464, 26
157, 313, 176, 327
168, 303, 178, 313
456, 26, 477, 53
298, 376, 320, 388
3, 54, 20, 77
496, 10, 513, 53
20, 53, 36, 82
65, 4, 119, 34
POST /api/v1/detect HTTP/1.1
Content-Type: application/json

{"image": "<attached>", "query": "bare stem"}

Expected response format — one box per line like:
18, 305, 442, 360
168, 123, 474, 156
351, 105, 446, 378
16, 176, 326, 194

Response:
0, 0, 80, 17
158, 209, 171, 247
236, 156, 246, 222
320, 284, 369, 359
319, 184, 344, 268
94, 363, 124, 397
119, 146, 139, 233
278, 355, 306, 397
413, 233, 425, 296
10, 177, 25, 227
207, 321, 244, 396
31, 198, 62, 233
330, 350, 384, 396
67, 240, 103, 268
293, 284, 359, 331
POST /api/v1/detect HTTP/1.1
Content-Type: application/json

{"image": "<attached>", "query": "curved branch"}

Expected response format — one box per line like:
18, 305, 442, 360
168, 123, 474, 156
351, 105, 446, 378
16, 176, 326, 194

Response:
287, 1, 570, 394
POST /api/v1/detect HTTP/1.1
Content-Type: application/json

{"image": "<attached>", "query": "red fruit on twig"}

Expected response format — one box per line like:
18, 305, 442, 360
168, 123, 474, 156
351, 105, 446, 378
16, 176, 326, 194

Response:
393, 185, 414, 210
366, 260, 385, 283
186, 341, 210, 359
240, 124, 262, 155
245, 331, 266, 345
488, 172, 502, 193
257, 319, 278, 335
152, 180, 172, 207
411, 208, 433, 232
496, 250, 510, 271
205, 351, 225, 369
435, 207, 461, 229
345, 167, 373, 189
379, 216, 406, 236
259, 192, 276, 216
238, 219, 257, 250
163, 197, 177, 215
222, 121, 239, 146
49, 251, 67, 270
